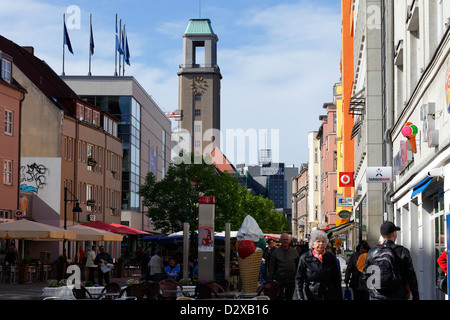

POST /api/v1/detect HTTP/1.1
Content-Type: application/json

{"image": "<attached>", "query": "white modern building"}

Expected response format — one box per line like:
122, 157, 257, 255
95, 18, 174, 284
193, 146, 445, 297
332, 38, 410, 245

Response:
386, 0, 450, 300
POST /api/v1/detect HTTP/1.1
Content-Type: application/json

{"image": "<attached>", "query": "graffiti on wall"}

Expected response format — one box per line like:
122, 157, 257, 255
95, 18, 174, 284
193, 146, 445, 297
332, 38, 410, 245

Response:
20, 163, 49, 193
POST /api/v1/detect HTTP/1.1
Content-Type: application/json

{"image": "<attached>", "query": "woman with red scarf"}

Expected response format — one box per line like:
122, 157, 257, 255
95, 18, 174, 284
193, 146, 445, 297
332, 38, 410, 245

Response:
295, 230, 343, 300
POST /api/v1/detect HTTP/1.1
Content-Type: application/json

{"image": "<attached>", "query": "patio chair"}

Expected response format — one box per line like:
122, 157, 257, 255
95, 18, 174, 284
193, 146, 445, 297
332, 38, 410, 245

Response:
72, 286, 94, 300
99, 282, 122, 300
193, 283, 219, 299
203, 281, 225, 294
158, 279, 183, 300
217, 279, 230, 292
143, 281, 160, 300
118, 284, 147, 300
256, 281, 282, 300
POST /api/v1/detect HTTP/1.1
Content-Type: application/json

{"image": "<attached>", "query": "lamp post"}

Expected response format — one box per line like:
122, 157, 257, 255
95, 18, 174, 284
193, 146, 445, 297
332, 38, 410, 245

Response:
63, 187, 82, 257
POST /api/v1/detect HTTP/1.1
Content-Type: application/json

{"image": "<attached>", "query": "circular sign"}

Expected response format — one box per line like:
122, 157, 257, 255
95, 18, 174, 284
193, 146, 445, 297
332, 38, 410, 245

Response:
340, 174, 351, 185
338, 210, 352, 219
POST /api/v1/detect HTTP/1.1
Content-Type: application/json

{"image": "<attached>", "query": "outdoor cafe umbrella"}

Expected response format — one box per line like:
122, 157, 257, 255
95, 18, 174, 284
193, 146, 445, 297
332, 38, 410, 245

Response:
67, 224, 123, 241
0, 219, 76, 240
0, 219, 77, 260
81, 221, 137, 235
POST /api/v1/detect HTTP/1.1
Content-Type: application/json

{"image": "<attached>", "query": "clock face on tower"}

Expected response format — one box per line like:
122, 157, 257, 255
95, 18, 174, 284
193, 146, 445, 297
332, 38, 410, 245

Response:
190, 76, 208, 94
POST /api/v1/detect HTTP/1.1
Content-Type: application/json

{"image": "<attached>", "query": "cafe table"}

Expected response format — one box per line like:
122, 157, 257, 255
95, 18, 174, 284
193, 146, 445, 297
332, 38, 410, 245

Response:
42, 285, 120, 300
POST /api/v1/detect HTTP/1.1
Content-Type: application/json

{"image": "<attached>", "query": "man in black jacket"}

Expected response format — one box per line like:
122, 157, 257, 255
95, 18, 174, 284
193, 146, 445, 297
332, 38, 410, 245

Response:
362, 222, 420, 300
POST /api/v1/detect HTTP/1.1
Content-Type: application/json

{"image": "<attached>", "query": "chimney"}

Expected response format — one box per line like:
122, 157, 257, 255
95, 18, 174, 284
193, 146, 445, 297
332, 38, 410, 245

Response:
22, 46, 34, 55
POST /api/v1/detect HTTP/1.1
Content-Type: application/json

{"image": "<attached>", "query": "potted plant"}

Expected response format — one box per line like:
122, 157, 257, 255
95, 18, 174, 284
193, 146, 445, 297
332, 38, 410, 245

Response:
18, 256, 31, 284
56, 255, 67, 281
115, 256, 125, 278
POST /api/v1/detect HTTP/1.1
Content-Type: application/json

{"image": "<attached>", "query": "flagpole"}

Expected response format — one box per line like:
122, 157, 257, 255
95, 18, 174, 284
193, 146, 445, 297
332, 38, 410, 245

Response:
62, 14, 66, 76
88, 13, 92, 76
119, 19, 122, 76
122, 24, 126, 76
114, 14, 118, 76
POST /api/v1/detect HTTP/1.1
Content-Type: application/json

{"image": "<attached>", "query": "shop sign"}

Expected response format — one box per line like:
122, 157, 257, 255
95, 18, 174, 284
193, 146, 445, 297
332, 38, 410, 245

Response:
393, 141, 413, 175
337, 197, 354, 207
338, 210, 352, 219
339, 172, 354, 187
366, 166, 392, 183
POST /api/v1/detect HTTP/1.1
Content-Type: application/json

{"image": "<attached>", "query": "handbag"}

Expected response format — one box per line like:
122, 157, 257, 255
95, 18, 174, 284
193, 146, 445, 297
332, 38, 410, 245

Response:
438, 275, 447, 293
101, 263, 114, 274
343, 285, 354, 300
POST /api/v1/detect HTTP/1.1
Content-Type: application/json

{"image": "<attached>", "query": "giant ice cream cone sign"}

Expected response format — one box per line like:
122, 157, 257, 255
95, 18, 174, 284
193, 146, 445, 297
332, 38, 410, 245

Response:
236, 215, 265, 293
401, 122, 418, 153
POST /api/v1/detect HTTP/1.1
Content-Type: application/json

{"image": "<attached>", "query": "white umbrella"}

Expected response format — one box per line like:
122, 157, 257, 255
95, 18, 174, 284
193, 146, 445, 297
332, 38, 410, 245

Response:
0, 219, 76, 240
67, 224, 123, 241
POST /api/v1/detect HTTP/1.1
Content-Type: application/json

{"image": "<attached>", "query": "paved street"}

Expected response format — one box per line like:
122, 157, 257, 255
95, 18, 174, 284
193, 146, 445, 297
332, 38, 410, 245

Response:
0, 277, 130, 300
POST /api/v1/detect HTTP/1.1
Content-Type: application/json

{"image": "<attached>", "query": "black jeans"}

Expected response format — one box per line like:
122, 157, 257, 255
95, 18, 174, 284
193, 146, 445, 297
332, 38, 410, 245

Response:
98, 268, 110, 285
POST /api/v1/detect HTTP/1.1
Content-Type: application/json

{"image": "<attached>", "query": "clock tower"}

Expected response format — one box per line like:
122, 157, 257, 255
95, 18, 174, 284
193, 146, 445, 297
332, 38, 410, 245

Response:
177, 19, 222, 158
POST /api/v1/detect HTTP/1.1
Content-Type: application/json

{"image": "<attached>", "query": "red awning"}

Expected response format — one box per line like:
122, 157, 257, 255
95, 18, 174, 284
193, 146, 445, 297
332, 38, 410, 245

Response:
81, 221, 137, 235
110, 223, 151, 235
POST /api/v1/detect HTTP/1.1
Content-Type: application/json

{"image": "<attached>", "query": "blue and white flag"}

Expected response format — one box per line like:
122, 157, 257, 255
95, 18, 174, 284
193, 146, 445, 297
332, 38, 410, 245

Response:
124, 29, 130, 65
115, 18, 123, 55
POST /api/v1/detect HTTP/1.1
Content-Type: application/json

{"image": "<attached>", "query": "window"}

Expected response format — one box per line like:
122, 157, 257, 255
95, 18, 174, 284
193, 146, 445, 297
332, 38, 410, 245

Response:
194, 124, 201, 132
76, 103, 84, 121
93, 110, 100, 127
4, 109, 13, 135
1, 58, 11, 83
194, 140, 201, 148
3, 159, 13, 185
86, 184, 94, 211
194, 109, 201, 117
84, 107, 92, 124
194, 94, 202, 101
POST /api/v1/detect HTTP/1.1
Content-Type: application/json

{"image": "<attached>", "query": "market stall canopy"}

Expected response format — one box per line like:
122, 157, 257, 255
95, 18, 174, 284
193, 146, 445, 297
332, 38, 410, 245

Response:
81, 221, 136, 235
110, 223, 151, 235
325, 221, 355, 237
0, 219, 76, 240
264, 234, 282, 241
67, 224, 123, 241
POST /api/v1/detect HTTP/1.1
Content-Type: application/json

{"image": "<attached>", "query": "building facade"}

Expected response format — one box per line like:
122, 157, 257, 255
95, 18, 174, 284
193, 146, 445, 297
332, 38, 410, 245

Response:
0, 36, 122, 260
291, 163, 308, 241
319, 102, 338, 227
387, 0, 450, 300
351, 0, 385, 247
62, 76, 172, 233
0, 50, 25, 221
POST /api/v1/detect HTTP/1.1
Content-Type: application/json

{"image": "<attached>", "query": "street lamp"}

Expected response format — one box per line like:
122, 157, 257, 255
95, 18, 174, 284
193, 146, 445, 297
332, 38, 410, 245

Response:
63, 187, 82, 257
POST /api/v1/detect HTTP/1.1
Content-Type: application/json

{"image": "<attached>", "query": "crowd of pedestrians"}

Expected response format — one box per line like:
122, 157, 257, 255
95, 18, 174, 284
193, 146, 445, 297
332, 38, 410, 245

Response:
264, 221, 426, 300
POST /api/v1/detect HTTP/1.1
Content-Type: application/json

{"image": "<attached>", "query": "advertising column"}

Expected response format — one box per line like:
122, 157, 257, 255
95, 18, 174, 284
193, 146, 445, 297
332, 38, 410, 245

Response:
198, 196, 215, 281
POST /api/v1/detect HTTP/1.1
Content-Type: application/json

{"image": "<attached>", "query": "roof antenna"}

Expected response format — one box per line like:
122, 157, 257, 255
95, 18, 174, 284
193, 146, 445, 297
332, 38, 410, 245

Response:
199, 0, 201, 18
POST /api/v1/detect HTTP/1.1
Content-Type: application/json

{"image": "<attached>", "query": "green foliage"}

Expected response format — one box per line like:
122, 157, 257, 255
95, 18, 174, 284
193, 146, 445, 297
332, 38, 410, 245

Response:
139, 153, 290, 234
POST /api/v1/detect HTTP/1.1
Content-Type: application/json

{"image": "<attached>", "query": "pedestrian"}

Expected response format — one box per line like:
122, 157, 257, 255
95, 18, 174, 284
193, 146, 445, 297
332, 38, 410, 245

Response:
4, 243, 19, 265
295, 230, 343, 300
165, 258, 181, 280
344, 241, 370, 300
141, 248, 151, 280
362, 221, 420, 300
268, 233, 299, 300
437, 250, 447, 293
85, 245, 97, 284
262, 238, 276, 281
94, 245, 113, 285
188, 259, 198, 280
149, 249, 164, 281
437, 251, 447, 274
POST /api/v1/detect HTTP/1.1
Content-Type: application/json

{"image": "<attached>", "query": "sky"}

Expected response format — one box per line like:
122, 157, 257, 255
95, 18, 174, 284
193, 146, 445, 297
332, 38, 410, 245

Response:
0, 0, 342, 168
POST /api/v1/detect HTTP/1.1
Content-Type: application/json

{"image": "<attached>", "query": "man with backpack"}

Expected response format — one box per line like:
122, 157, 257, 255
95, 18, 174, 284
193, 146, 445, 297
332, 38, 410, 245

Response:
362, 221, 419, 300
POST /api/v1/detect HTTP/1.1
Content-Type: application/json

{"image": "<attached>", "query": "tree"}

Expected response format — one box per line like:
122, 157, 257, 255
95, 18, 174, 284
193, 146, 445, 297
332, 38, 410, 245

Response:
140, 154, 290, 235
